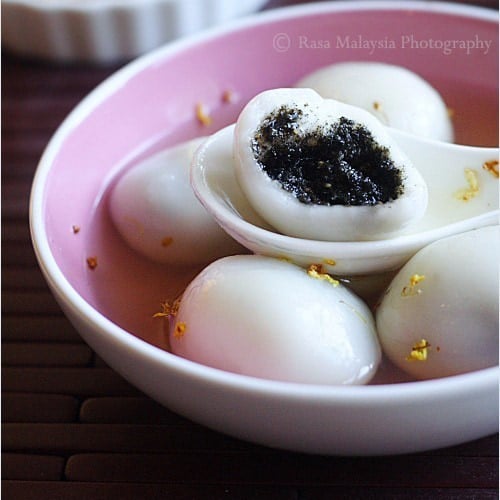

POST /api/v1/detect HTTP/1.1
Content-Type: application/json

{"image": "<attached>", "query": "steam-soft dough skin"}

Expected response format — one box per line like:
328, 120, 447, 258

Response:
233, 88, 428, 241
171, 255, 381, 385
376, 226, 499, 380
109, 138, 242, 265
296, 61, 454, 142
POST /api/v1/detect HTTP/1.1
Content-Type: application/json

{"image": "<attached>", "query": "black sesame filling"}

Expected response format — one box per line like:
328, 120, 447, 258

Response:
252, 105, 404, 206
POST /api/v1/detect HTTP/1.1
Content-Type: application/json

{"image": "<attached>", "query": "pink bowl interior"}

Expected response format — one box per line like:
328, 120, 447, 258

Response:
39, 4, 498, 367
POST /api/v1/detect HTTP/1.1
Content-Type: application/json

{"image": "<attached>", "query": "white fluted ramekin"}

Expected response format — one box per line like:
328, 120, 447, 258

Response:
2, 0, 268, 63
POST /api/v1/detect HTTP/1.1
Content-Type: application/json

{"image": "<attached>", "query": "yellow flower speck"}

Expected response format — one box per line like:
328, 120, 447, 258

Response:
222, 89, 235, 103
482, 159, 499, 178
86, 256, 98, 270
161, 236, 174, 247
195, 103, 212, 126
406, 339, 431, 362
153, 299, 180, 319
401, 274, 425, 297
307, 264, 339, 286
372, 101, 389, 125
173, 321, 187, 339
454, 168, 479, 201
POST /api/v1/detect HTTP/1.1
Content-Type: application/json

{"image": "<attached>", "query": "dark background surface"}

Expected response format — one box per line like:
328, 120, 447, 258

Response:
2, 0, 498, 498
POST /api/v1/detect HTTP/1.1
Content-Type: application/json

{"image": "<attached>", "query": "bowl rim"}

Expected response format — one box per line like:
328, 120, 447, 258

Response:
30, 0, 499, 404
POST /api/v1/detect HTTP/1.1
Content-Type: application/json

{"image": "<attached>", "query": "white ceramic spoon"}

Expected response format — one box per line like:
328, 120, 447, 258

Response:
190, 124, 498, 277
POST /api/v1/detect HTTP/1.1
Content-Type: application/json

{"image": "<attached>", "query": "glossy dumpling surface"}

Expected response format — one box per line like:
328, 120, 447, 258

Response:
171, 255, 381, 385
296, 61, 454, 142
376, 225, 499, 379
109, 138, 242, 265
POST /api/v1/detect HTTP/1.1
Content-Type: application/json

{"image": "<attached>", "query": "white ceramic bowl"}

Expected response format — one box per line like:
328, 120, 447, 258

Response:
30, 1, 499, 455
2, 0, 268, 62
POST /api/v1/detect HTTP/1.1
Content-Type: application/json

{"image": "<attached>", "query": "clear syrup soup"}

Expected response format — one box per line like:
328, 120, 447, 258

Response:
443, 79, 499, 148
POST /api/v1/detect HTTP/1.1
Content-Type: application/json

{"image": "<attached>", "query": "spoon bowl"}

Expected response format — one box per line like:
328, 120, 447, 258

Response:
191, 124, 499, 277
